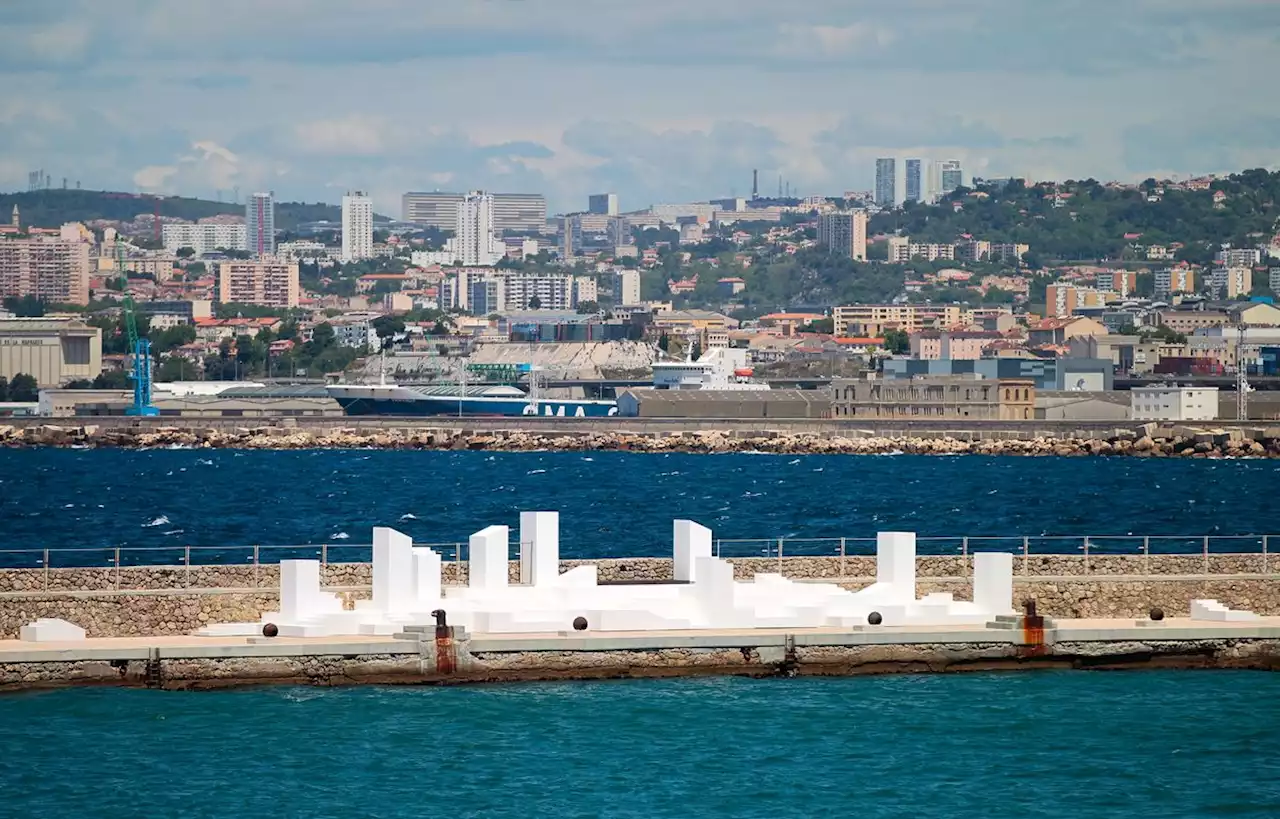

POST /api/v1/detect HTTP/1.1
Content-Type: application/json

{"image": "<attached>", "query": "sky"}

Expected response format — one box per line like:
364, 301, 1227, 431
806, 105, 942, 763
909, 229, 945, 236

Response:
1, 0, 1278, 216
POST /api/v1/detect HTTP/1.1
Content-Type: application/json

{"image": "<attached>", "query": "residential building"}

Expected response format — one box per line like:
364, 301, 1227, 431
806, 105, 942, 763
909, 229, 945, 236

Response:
588, 193, 619, 216
833, 304, 983, 336
330, 319, 378, 350
1271, 267, 1280, 294
1045, 283, 1104, 317
1146, 245, 1174, 261
277, 241, 334, 262
1155, 309, 1231, 334
1130, 385, 1218, 422
613, 269, 641, 306
456, 192, 503, 267
607, 216, 632, 247
401, 191, 547, 233
0, 317, 102, 386
816, 210, 868, 261
874, 158, 896, 207
1027, 316, 1107, 347
137, 300, 213, 322
1216, 248, 1261, 268
1155, 268, 1197, 297
905, 159, 922, 203
245, 192, 276, 258
909, 330, 1003, 360
1211, 266, 1252, 299
0, 236, 91, 305
573, 276, 598, 305
341, 191, 374, 262
216, 261, 299, 308
646, 203, 718, 223
882, 356, 1112, 391
560, 215, 578, 260
886, 236, 910, 263
1096, 270, 1138, 296
440, 269, 587, 313
161, 222, 247, 255
987, 243, 1029, 264
829, 375, 1034, 420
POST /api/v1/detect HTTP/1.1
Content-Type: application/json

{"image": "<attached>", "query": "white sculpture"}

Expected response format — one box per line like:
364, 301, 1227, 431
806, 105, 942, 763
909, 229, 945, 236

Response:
198, 514, 1021, 638
1190, 599, 1259, 622
20, 618, 86, 642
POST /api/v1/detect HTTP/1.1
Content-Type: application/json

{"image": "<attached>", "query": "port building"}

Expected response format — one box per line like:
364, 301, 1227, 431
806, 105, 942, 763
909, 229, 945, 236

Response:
0, 317, 102, 387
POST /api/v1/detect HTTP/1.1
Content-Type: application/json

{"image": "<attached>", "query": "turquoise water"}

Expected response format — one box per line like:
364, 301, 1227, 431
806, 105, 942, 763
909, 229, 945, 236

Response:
1, 450, 1278, 564
2, 673, 1278, 818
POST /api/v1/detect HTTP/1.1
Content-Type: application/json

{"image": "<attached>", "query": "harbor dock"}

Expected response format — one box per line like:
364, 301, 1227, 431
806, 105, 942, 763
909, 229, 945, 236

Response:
3, 618, 1278, 691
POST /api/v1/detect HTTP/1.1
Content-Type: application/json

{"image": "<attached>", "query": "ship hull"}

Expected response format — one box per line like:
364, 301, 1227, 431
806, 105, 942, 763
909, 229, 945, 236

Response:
336, 395, 618, 418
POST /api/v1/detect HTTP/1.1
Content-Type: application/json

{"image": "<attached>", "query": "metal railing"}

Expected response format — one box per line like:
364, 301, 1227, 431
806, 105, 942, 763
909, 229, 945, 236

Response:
0, 534, 1274, 594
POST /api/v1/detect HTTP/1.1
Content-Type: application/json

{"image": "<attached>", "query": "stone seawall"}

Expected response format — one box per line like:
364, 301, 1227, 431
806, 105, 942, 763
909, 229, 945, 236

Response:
1, 554, 1277, 638
5, 421, 1280, 458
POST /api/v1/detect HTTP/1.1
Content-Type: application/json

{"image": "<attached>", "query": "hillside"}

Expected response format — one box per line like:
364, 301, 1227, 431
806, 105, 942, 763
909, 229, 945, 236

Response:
868, 168, 1280, 263
0, 189, 390, 232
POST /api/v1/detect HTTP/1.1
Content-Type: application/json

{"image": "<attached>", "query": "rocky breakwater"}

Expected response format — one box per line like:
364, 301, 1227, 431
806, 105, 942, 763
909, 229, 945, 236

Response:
3, 423, 1280, 457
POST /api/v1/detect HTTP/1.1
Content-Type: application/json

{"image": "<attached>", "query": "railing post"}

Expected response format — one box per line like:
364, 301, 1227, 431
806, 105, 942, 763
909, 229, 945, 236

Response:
114, 547, 121, 590
43, 547, 49, 591
1021, 536, 1029, 577
1083, 537, 1090, 574
961, 537, 969, 577
1143, 536, 1150, 577
777, 537, 784, 574
1264, 535, 1270, 575
714, 538, 720, 559
253, 545, 260, 589
321, 543, 328, 567
184, 544, 191, 588
840, 536, 846, 578
1203, 535, 1210, 575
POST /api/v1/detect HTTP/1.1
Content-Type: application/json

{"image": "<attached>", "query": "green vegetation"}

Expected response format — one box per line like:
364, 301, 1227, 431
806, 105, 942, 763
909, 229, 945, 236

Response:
872, 169, 1280, 261
882, 329, 909, 353
0, 374, 38, 402
0, 189, 389, 232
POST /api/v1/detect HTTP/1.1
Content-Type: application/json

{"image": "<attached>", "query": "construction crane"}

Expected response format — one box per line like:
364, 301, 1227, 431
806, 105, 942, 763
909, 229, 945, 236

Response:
114, 238, 159, 416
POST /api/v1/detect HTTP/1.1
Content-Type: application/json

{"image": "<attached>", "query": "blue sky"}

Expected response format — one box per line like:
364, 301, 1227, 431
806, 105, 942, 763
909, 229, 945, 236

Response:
1, 0, 1278, 215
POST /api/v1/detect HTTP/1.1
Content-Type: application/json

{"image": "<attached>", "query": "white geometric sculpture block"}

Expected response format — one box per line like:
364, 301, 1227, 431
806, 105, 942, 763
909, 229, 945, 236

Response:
1190, 599, 1260, 622
20, 618, 86, 642
674, 520, 712, 582
280, 559, 322, 620
373, 527, 415, 614
412, 547, 442, 605
519, 511, 559, 586
470, 525, 510, 590
876, 532, 916, 603
972, 552, 1014, 614
694, 556, 735, 618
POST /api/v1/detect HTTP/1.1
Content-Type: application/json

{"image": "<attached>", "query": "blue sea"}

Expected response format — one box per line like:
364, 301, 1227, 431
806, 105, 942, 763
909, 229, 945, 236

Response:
2, 673, 1278, 818
1, 449, 1278, 565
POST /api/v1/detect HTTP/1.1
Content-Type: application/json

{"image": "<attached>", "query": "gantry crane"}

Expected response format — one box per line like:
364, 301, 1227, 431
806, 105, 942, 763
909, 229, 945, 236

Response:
115, 238, 159, 416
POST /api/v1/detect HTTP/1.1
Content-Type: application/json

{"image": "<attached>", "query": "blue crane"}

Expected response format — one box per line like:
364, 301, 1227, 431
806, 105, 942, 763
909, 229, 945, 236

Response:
115, 239, 159, 416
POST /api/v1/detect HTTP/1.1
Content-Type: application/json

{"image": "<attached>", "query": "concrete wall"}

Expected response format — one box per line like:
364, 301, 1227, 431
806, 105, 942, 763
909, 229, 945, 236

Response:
1, 554, 1276, 637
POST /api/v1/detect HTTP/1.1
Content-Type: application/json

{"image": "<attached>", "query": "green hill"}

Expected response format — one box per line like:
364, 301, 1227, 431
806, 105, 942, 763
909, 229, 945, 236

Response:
0, 189, 392, 232
868, 167, 1280, 263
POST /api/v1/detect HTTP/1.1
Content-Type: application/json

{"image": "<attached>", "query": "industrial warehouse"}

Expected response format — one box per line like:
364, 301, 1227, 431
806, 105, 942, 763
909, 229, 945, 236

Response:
0, 317, 102, 387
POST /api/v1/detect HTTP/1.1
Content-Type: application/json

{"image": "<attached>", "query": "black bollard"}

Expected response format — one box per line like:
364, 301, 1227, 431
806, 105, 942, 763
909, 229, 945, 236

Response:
572, 616, 589, 631
867, 612, 882, 625
262, 623, 278, 638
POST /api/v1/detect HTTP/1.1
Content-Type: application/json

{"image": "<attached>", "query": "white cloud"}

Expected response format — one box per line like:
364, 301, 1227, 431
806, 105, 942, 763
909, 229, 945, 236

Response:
292, 117, 387, 156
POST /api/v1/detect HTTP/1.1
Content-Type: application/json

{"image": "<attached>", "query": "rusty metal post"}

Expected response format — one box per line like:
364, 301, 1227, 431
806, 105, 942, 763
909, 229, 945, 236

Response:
1019, 598, 1047, 657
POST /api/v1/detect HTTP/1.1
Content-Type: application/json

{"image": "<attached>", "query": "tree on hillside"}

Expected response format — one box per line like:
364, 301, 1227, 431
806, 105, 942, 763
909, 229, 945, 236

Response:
882, 329, 910, 354
2, 295, 45, 317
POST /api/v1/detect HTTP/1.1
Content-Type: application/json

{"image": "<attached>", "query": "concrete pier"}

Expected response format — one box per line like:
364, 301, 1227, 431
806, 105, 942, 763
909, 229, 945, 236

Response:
3, 618, 1277, 691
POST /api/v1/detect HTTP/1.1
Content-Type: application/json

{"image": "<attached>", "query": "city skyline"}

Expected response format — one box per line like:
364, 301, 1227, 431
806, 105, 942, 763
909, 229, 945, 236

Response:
1, 1, 1278, 213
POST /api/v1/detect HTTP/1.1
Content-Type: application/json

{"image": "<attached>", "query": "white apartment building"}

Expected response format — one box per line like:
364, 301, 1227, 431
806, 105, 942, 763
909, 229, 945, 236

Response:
614, 269, 641, 306
441, 269, 585, 313
1130, 385, 1218, 422
588, 193, 619, 216
401, 191, 547, 233
816, 211, 868, 261
341, 192, 374, 262
277, 241, 338, 262
245, 192, 276, 258
0, 236, 91, 306
330, 319, 378, 350
455, 192, 503, 267
1215, 248, 1261, 268
161, 222, 247, 255
573, 276, 598, 305
886, 237, 954, 263
1271, 267, 1280, 294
